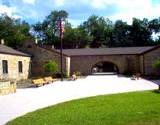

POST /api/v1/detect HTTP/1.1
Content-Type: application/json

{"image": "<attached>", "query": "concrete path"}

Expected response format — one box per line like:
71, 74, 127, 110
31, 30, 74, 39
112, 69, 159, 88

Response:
0, 75, 159, 125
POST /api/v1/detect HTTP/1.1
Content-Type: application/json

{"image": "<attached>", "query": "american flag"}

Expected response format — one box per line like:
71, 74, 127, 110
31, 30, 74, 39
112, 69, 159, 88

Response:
57, 20, 65, 38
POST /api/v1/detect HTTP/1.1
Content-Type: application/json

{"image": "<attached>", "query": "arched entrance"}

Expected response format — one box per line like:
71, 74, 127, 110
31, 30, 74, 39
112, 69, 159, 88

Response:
92, 61, 119, 74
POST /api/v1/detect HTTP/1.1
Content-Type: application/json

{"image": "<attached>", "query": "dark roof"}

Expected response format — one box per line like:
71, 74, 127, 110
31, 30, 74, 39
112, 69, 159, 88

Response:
60, 46, 155, 56
141, 44, 160, 54
0, 44, 30, 57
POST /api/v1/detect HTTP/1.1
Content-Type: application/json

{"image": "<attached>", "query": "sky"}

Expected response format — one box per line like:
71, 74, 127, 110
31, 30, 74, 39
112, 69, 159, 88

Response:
0, 0, 160, 27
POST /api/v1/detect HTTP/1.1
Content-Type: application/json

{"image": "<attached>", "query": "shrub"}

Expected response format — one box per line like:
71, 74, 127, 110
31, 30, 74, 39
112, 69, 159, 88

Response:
44, 60, 58, 75
75, 71, 81, 76
153, 59, 160, 69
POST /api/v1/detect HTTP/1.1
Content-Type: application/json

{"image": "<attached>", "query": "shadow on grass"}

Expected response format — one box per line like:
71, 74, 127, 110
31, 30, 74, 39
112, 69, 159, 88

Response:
151, 89, 160, 94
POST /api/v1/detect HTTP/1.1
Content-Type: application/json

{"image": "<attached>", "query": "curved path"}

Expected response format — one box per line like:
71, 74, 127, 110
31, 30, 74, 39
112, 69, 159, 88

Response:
0, 75, 159, 125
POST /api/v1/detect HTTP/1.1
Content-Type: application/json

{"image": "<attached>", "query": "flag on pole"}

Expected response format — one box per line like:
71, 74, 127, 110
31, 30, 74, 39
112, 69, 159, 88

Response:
61, 26, 64, 38
56, 18, 65, 81
57, 20, 65, 38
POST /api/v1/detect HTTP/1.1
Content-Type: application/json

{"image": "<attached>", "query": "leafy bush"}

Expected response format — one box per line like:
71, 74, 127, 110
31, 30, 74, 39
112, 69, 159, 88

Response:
44, 60, 58, 75
153, 59, 160, 69
75, 71, 82, 76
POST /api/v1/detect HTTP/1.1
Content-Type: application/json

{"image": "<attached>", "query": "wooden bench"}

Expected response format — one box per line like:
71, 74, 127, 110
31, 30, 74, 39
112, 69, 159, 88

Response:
44, 77, 57, 84
32, 78, 46, 87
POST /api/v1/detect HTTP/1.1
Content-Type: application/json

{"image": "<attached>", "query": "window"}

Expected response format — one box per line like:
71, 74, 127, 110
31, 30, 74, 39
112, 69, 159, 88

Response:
18, 61, 23, 73
2, 60, 8, 74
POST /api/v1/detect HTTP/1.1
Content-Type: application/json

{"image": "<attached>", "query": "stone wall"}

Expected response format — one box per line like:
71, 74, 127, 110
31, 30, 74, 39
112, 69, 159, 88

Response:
21, 42, 160, 76
0, 54, 31, 80
20, 44, 68, 76
144, 47, 160, 76
0, 81, 16, 95
70, 55, 140, 75
139, 55, 144, 74
126, 55, 140, 73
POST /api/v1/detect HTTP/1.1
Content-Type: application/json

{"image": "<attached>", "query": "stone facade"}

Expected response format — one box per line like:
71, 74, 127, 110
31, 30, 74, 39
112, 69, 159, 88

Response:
70, 55, 140, 75
20, 42, 160, 77
143, 47, 160, 75
0, 54, 31, 80
20, 44, 68, 76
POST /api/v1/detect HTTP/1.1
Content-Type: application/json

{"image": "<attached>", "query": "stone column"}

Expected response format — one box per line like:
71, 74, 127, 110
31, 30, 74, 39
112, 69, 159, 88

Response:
66, 57, 71, 77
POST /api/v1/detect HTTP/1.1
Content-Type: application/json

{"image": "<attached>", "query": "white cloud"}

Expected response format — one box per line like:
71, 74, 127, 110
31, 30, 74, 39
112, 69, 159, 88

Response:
22, 0, 36, 5
91, 0, 116, 8
68, 18, 84, 27
91, 0, 152, 9
12, 15, 22, 19
54, 0, 65, 6
152, 32, 160, 41
0, 5, 15, 16
107, 0, 160, 24
1, 0, 159, 25
88, 0, 160, 24
0, 5, 22, 19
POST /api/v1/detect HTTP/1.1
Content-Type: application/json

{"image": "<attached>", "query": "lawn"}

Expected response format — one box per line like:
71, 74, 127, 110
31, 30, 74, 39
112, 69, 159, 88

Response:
6, 91, 160, 125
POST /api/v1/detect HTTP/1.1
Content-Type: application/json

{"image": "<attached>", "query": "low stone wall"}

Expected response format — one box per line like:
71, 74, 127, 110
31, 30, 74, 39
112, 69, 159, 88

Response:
17, 79, 32, 88
0, 81, 16, 95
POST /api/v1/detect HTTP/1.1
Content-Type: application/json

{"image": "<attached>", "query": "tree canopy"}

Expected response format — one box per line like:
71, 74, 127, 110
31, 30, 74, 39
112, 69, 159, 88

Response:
0, 10, 160, 49
33, 10, 68, 47
33, 10, 160, 48
0, 14, 32, 48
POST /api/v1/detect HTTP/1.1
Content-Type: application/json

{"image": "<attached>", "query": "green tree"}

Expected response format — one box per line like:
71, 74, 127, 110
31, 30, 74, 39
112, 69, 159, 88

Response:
33, 10, 68, 48
32, 10, 160, 48
148, 18, 160, 33
0, 14, 32, 48
111, 20, 130, 47
44, 60, 58, 75
63, 23, 92, 48
82, 15, 113, 48
129, 18, 152, 46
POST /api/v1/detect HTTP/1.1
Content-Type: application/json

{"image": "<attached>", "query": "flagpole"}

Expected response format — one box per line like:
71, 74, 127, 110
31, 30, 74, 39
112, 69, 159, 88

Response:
60, 18, 63, 81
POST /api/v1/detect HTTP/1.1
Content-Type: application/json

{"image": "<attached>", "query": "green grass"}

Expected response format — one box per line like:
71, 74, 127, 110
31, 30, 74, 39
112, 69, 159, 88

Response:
6, 91, 160, 125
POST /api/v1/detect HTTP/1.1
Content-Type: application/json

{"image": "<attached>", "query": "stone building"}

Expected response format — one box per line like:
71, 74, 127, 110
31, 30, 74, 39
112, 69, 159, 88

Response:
20, 42, 69, 77
61, 46, 160, 76
0, 44, 31, 80
22, 41, 160, 77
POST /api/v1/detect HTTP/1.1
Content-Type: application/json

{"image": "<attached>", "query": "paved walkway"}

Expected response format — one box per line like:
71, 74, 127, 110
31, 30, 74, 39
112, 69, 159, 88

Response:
0, 75, 159, 125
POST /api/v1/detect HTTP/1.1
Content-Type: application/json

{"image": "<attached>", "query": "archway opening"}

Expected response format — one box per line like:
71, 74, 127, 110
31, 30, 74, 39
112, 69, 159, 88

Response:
92, 61, 119, 74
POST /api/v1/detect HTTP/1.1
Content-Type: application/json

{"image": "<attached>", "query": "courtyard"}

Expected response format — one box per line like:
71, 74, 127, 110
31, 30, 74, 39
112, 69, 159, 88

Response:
0, 75, 159, 125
